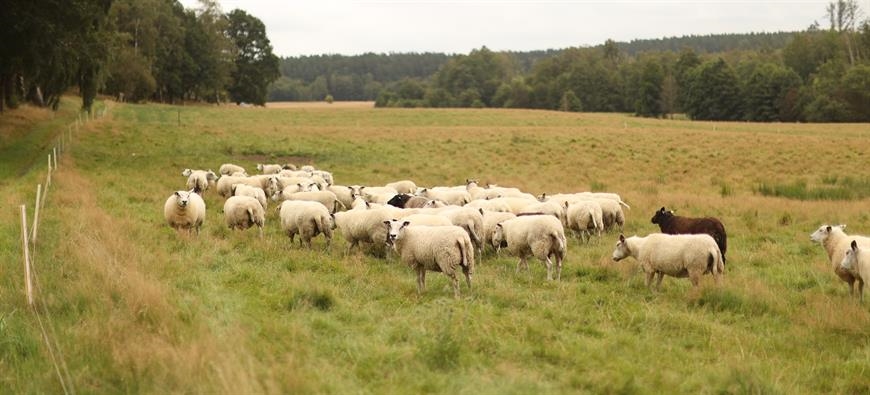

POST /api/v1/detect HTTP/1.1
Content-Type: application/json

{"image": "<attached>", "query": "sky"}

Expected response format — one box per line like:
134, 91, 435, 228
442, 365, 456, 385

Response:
180, 0, 843, 57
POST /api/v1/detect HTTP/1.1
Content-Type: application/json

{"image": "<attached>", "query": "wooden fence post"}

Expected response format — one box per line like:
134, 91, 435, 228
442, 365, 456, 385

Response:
20, 205, 34, 306
31, 184, 42, 244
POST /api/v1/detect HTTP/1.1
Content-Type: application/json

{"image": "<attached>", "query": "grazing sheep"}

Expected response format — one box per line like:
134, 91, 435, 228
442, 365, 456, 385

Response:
841, 240, 870, 302
232, 184, 268, 210
257, 163, 284, 174
358, 186, 398, 204
350, 196, 370, 210
327, 185, 357, 210
518, 200, 567, 226
271, 183, 318, 202
466, 179, 503, 200
464, 198, 512, 213
440, 207, 485, 256
402, 213, 454, 227
273, 190, 345, 213
387, 193, 414, 208
384, 219, 474, 298
611, 233, 724, 291
163, 190, 206, 235
219, 163, 246, 176
334, 207, 397, 254
278, 200, 335, 248
565, 200, 604, 242
216, 175, 271, 198
652, 207, 727, 263
485, 196, 539, 215
311, 170, 334, 186
416, 188, 471, 206
492, 215, 567, 280
482, 211, 516, 252
229, 171, 248, 177
182, 169, 217, 194
810, 224, 870, 297
300, 165, 316, 173
386, 180, 418, 195
223, 196, 266, 237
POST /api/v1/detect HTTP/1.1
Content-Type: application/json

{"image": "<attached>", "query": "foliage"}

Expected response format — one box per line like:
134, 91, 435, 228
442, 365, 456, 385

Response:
683, 58, 743, 120
225, 9, 280, 105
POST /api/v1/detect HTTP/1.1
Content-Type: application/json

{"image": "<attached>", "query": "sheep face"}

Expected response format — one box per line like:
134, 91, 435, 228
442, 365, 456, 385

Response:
491, 224, 508, 249
386, 194, 412, 208
182, 168, 192, 177
810, 224, 846, 243
174, 191, 192, 208
611, 234, 630, 261
650, 207, 674, 225
384, 219, 411, 246
841, 240, 860, 271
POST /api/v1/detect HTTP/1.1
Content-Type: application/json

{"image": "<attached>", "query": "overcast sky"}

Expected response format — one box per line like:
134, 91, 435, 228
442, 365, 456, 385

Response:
180, 0, 841, 57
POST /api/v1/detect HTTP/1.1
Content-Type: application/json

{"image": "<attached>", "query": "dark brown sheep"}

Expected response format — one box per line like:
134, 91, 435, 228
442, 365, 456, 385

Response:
651, 207, 727, 263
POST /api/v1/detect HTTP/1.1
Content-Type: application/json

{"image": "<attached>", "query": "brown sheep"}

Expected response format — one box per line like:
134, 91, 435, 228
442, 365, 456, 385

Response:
651, 207, 727, 264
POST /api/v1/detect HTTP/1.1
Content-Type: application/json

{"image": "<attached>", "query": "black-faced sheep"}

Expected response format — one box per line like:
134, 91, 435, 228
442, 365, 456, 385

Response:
651, 207, 727, 263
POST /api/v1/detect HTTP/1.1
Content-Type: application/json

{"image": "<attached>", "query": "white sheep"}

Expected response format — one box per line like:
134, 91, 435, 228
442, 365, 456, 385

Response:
333, 207, 396, 254
517, 200, 567, 226
440, 207, 485, 256
416, 188, 471, 206
182, 169, 217, 193
611, 233, 724, 291
219, 163, 246, 176
327, 185, 357, 210
216, 175, 270, 197
385, 180, 418, 194
466, 179, 502, 200
810, 224, 870, 297
565, 200, 604, 242
464, 198, 512, 213
485, 196, 539, 214
841, 240, 870, 302
163, 190, 206, 235
492, 215, 567, 280
358, 186, 398, 204
271, 182, 318, 202
402, 213, 454, 227
482, 211, 516, 252
278, 200, 335, 248
232, 184, 268, 210
384, 219, 474, 298
223, 196, 266, 237
256, 163, 284, 174
311, 170, 334, 186
274, 190, 345, 213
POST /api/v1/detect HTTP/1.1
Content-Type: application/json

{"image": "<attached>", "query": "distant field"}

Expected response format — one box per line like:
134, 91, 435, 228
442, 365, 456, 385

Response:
1, 102, 869, 393
265, 101, 374, 109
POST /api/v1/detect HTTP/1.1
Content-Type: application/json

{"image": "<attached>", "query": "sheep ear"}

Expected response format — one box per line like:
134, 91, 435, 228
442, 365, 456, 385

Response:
659, 207, 666, 213
826, 225, 832, 232
479, 208, 484, 216
402, 221, 410, 228
840, 224, 847, 230
496, 223, 503, 228
564, 201, 569, 208
619, 234, 625, 242
852, 240, 859, 250
383, 220, 391, 226
175, 191, 181, 197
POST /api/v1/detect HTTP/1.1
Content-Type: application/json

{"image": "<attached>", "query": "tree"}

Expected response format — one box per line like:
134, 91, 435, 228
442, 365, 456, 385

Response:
683, 58, 742, 121
634, 60, 663, 118
659, 73, 678, 118
826, 0, 863, 64
559, 91, 582, 112
741, 62, 802, 121
225, 9, 279, 105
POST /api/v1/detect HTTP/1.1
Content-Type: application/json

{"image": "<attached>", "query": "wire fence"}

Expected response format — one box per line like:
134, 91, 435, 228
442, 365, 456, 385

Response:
18, 103, 110, 395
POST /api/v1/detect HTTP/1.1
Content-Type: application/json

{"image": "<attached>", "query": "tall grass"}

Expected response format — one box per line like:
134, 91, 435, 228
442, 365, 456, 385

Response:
756, 176, 870, 200
1, 103, 869, 393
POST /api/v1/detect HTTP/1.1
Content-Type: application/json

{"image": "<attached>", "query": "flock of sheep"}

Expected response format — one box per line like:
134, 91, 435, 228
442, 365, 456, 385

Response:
164, 162, 870, 300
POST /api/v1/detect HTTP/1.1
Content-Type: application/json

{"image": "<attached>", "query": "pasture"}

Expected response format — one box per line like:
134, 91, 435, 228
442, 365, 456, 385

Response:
1, 101, 869, 393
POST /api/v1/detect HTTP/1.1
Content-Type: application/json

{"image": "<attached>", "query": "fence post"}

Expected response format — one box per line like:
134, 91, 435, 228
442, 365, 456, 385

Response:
31, 184, 42, 244
53, 148, 58, 169
20, 205, 34, 306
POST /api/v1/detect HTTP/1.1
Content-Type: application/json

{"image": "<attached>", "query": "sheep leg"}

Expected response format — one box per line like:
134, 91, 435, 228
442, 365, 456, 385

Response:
450, 274, 460, 299
417, 267, 426, 294
644, 271, 656, 290
515, 258, 524, 274
556, 255, 562, 281
859, 279, 865, 303
689, 271, 701, 287
462, 266, 473, 290
655, 272, 665, 291
847, 277, 856, 297
543, 256, 553, 281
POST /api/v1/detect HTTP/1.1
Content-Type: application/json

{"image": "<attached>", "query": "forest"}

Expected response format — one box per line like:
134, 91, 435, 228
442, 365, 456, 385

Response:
0, 0, 280, 112
271, 3, 870, 122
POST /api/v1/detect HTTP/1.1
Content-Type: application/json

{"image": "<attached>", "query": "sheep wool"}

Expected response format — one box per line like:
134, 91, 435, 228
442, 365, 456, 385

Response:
163, 190, 206, 235
279, 200, 335, 248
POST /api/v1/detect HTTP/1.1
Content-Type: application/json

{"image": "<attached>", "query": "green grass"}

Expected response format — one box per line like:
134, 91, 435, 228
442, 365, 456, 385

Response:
756, 176, 870, 200
1, 102, 869, 393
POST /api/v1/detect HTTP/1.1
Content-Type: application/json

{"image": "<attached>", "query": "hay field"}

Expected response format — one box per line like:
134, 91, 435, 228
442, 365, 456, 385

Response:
1, 102, 869, 393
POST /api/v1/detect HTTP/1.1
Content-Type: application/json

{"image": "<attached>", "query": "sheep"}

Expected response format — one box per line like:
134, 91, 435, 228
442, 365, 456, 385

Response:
271, 183, 319, 202
182, 169, 217, 193
485, 196, 539, 215
565, 200, 604, 242
385, 180, 418, 195
611, 233, 724, 291
466, 179, 502, 200
275, 190, 345, 213
219, 163, 246, 176
232, 184, 268, 210
841, 240, 870, 302
216, 175, 270, 198
440, 207, 485, 256
810, 224, 870, 297
652, 207, 727, 263
163, 190, 206, 235
327, 185, 357, 210
229, 171, 248, 177
384, 219, 474, 298
333, 207, 396, 254
300, 165, 316, 173
278, 200, 335, 248
223, 196, 265, 237
482, 211, 516, 252
492, 215, 567, 280
416, 188, 471, 206
350, 196, 370, 210
402, 213, 454, 227
464, 198, 512, 213
358, 186, 398, 204
517, 200, 567, 226
257, 163, 284, 174
311, 170, 334, 186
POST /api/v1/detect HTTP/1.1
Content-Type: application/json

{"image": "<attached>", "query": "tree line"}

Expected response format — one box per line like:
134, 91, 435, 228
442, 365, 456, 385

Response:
0, 0, 279, 113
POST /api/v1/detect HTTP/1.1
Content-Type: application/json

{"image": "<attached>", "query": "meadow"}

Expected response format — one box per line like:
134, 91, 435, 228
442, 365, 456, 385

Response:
1, 101, 869, 394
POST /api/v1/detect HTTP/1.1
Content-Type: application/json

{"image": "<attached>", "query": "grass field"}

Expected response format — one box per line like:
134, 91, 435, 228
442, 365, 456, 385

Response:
2, 101, 869, 393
